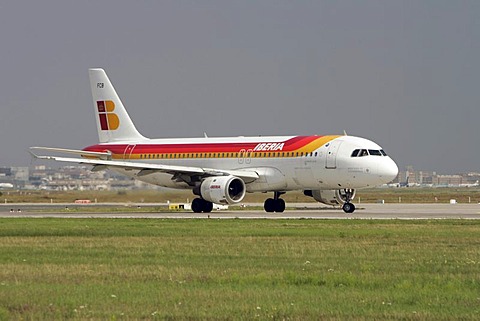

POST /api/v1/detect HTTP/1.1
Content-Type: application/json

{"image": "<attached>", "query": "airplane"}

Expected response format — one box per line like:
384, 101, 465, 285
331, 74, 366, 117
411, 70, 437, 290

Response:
0, 183, 14, 189
459, 180, 479, 188
30, 68, 398, 214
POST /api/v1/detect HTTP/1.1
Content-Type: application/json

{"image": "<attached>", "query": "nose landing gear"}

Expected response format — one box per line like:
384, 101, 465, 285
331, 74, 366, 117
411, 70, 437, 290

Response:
342, 202, 355, 214
340, 189, 356, 214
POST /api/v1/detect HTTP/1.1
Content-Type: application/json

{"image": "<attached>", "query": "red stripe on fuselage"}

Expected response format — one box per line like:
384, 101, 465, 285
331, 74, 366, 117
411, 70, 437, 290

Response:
82, 136, 321, 155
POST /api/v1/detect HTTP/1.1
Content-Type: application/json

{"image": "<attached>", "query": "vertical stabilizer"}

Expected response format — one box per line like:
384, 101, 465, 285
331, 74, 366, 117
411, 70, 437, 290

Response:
89, 68, 146, 143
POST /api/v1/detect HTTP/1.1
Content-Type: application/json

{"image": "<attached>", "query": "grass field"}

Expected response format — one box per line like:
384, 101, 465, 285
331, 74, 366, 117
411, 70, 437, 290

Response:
0, 219, 479, 320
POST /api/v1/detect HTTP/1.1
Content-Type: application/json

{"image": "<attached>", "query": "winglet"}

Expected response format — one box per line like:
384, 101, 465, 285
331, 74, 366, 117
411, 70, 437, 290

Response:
29, 147, 112, 160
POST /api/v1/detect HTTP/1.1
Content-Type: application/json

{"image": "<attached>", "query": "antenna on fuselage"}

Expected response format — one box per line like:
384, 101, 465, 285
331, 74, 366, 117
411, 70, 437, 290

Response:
204, 132, 208, 138
343, 130, 348, 136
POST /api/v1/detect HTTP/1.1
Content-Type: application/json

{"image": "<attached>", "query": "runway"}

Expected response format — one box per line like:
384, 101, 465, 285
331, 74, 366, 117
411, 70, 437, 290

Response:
1, 203, 480, 219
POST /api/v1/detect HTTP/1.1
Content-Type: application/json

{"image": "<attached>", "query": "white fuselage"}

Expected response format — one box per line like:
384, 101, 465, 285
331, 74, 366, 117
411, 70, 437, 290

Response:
86, 135, 398, 192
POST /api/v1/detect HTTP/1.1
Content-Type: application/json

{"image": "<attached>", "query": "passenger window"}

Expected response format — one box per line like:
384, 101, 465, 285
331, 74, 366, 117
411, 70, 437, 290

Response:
351, 149, 359, 157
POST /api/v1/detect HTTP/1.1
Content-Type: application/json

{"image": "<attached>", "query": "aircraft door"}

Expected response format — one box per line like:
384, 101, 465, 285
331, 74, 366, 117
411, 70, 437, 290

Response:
325, 140, 343, 169
123, 144, 136, 160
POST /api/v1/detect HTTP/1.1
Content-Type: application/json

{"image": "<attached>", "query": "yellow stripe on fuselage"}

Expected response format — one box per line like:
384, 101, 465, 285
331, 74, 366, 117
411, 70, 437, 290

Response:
295, 135, 340, 153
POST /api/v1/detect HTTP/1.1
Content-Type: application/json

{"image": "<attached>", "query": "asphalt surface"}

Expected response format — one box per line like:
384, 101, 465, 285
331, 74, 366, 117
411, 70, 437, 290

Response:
1, 203, 479, 219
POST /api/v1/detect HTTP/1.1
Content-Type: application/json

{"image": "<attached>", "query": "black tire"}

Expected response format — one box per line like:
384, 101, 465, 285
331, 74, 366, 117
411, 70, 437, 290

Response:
342, 202, 355, 214
203, 201, 213, 213
349, 203, 356, 213
192, 198, 204, 213
264, 198, 275, 213
274, 199, 286, 213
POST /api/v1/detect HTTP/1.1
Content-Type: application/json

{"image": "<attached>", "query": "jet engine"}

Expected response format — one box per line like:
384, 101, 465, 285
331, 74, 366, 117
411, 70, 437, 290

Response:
304, 189, 356, 206
200, 176, 246, 205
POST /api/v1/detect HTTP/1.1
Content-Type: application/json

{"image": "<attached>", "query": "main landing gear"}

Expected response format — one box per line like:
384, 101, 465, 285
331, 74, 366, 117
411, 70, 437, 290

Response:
341, 189, 356, 214
264, 191, 286, 213
191, 198, 213, 213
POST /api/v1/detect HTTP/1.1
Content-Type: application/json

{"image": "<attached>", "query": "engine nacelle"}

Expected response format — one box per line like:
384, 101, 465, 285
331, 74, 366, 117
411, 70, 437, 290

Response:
304, 189, 356, 206
200, 176, 246, 205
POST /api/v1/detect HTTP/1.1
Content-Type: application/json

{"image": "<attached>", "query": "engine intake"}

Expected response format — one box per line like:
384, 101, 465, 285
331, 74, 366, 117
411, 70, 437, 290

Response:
200, 176, 246, 205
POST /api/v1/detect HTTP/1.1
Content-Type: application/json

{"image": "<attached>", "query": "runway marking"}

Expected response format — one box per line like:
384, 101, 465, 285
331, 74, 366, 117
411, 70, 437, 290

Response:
1, 204, 480, 219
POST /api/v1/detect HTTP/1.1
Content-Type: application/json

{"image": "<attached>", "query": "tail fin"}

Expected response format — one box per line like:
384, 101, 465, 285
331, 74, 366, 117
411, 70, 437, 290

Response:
89, 68, 146, 143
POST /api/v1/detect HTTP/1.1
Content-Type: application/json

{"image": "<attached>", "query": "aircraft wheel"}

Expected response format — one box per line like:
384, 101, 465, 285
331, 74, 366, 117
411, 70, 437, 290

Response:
203, 201, 213, 213
192, 198, 204, 213
342, 202, 355, 214
274, 199, 286, 213
264, 198, 275, 213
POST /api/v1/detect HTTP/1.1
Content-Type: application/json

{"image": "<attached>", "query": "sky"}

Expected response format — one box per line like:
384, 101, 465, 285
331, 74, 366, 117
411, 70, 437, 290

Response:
0, 1, 479, 173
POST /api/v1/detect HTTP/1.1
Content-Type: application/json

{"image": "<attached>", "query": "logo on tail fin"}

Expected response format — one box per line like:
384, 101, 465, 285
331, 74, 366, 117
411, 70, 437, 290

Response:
97, 100, 119, 130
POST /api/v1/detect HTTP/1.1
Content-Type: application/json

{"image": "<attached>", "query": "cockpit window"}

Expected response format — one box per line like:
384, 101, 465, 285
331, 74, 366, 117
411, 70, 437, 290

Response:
359, 149, 369, 157
368, 149, 382, 156
351, 149, 387, 157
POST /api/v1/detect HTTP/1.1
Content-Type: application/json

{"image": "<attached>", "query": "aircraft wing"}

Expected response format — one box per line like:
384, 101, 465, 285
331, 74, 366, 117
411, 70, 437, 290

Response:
29, 148, 259, 182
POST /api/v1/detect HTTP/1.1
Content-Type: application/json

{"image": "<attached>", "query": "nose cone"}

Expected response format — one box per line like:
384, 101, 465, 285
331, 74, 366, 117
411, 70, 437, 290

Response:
378, 157, 399, 183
